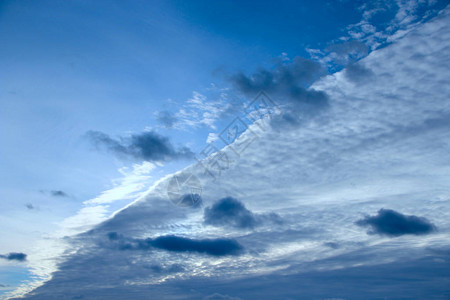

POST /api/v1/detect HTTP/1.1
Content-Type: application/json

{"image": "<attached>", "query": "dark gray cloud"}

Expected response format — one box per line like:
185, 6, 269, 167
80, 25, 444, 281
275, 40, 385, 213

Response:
39, 190, 69, 198
178, 193, 202, 208
149, 235, 243, 256
51, 190, 68, 197
203, 197, 282, 230
204, 197, 257, 229
25, 203, 34, 210
229, 56, 328, 108
157, 110, 177, 128
344, 62, 374, 83
107, 233, 243, 256
86, 130, 193, 162
0, 252, 27, 261
356, 209, 436, 236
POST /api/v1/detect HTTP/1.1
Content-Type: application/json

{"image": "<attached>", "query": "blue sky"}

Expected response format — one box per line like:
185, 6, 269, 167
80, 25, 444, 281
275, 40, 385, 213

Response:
1, 0, 449, 299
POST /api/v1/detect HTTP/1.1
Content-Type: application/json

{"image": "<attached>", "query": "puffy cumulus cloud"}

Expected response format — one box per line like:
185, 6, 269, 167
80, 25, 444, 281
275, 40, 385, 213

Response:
107, 233, 244, 256
229, 57, 328, 108
203, 197, 282, 230
86, 130, 193, 162
0, 252, 27, 262
356, 208, 436, 236
204, 197, 256, 229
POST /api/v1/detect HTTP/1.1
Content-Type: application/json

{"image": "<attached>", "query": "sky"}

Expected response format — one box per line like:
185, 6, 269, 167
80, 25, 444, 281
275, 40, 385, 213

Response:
0, 0, 449, 299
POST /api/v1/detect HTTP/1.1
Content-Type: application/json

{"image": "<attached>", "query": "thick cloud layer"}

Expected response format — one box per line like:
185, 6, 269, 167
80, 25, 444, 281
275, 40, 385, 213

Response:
356, 209, 436, 236
86, 130, 193, 162
0, 252, 27, 261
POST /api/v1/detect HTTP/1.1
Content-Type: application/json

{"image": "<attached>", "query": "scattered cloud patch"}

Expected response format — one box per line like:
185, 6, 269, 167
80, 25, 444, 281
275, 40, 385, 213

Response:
25, 203, 34, 210
149, 235, 243, 256
86, 130, 193, 162
107, 233, 243, 256
0, 252, 27, 262
203, 197, 282, 229
325, 40, 369, 65
204, 197, 257, 229
156, 110, 177, 129
39, 190, 69, 198
50, 190, 68, 197
229, 57, 328, 108
173, 91, 242, 130
356, 209, 436, 236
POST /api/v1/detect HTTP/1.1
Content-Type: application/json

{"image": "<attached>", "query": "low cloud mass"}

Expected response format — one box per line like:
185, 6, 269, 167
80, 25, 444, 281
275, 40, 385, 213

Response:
356, 209, 436, 236
0, 252, 27, 262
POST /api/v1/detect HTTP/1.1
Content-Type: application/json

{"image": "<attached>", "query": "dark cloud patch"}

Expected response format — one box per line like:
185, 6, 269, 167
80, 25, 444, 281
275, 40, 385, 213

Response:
86, 130, 193, 162
51, 190, 68, 197
0, 252, 27, 261
204, 197, 257, 229
40, 190, 69, 198
149, 235, 243, 256
25, 203, 34, 210
344, 62, 374, 83
229, 57, 328, 108
157, 110, 177, 129
107, 232, 120, 241
107, 233, 243, 256
356, 209, 436, 236
178, 193, 202, 208
324, 242, 340, 249
203, 197, 283, 230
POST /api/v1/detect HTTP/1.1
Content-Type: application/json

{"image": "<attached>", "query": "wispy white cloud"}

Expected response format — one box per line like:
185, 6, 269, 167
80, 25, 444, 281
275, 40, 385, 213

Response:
308, 0, 448, 69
